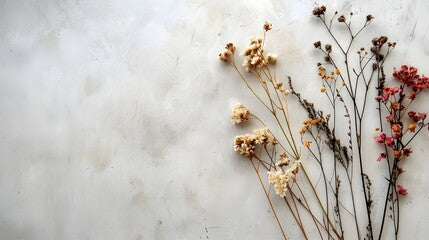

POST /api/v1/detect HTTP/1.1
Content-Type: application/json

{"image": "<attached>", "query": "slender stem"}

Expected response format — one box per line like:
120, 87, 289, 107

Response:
282, 196, 308, 239
249, 158, 288, 240
300, 165, 342, 238
294, 182, 326, 239
288, 189, 309, 240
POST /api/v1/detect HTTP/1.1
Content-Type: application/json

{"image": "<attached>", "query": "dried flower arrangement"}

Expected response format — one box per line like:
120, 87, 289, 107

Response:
219, 5, 428, 240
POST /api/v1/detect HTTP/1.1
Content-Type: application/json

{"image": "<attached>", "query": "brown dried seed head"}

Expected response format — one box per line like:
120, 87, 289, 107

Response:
263, 22, 272, 31
325, 44, 332, 53
314, 41, 321, 48
313, 6, 326, 16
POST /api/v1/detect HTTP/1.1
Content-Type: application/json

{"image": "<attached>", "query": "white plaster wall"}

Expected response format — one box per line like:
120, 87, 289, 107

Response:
0, 0, 428, 239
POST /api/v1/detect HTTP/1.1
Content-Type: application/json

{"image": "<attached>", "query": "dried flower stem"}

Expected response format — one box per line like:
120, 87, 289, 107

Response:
253, 114, 341, 239
249, 157, 288, 240
313, 11, 382, 239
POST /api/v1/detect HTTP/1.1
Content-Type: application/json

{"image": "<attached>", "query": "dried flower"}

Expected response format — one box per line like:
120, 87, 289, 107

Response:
277, 153, 290, 167
338, 15, 346, 23
403, 148, 413, 157
377, 152, 387, 162
266, 53, 278, 64
267, 170, 290, 197
366, 15, 374, 22
408, 111, 427, 122
310, 119, 322, 125
312, 6, 326, 16
231, 103, 250, 124
397, 184, 408, 196
390, 101, 399, 110
373, 36, 388, 46
387, 42, 397, 47
242, 38, 266, 71
385, 136, 394, 146
394, 150, 402, 159
386, 115, 393, 123
320, 87, 326, 93
263, 22, 272, 31
253, 127, 277, 145
374, 132, 386, 143
303, 140, 312, 148
391, 124, 402, 133
380, 86, 400, 101
313, 41, 321, 49
234, 134, 256, 157
299, 126, 308, 135
219, 43, 236, 62
325, 44, 332, 53
393, 65, 429, 91
335, 69, 341, 75
290, 160, 301, 174
267, 161, 301, 197
408, 123, 416, 132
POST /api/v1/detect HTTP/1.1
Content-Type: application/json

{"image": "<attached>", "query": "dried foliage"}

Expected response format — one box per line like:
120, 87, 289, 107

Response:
218, 5, 428, 240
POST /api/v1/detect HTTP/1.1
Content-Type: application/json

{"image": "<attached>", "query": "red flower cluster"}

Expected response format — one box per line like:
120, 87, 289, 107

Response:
374, 65, 429, 198
375, 86, 400, 102
393, 65, 429, 91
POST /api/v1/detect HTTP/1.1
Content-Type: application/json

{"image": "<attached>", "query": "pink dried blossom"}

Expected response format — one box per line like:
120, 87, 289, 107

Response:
377, 153, 387, 162
379, 86, 400, 101
392, 132, 402, 139
385, 136, 394, 146
375, 95, 383, 102
375, 132, 386, 143
384, 86, 400, 94
385, 115, 393, 123
408, 111, 427, 122
397, 184, 408, 196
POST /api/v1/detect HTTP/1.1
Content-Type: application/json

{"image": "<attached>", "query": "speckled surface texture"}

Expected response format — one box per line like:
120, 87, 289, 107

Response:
1, 0, 429, 239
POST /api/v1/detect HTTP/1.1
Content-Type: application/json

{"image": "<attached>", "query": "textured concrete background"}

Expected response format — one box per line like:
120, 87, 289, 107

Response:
1, 0, 429, 239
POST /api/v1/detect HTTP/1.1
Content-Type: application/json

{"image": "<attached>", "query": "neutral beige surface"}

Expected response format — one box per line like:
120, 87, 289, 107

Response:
1, 0, 429, 239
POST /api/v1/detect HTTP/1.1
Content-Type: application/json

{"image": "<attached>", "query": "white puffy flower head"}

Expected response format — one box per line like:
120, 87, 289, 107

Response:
231, 103, 250, 124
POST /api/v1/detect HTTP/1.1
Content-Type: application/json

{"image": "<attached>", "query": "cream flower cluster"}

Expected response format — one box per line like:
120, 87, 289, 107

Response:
241, 38, 266, 71
266, 53, 278, 64
253, 127, 277, 145
241, 38, 278, 72
231, 103, 250, 124
219, 43, 236, 62
234, 134, 256, 157
233, 128, 277, 157
267, 161, 301, 197
276, 153, 290, 167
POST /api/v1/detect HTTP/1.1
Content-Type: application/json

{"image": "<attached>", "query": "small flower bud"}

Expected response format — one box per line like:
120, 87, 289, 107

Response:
263, 22, 272, 31
314, 41, 321, 49
338, 15, 346, 23
325, 44, 332, 53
